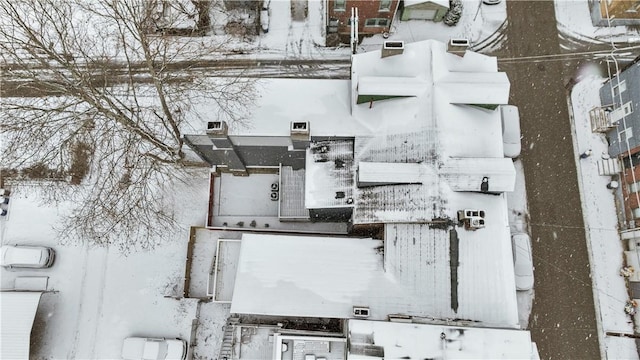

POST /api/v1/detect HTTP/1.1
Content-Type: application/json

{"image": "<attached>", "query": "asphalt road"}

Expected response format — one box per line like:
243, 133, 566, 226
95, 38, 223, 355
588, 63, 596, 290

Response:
496, 1, 601, 358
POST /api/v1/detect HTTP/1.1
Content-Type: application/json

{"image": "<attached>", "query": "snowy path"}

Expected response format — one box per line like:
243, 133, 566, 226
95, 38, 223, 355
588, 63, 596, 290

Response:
67, 246, 109, 359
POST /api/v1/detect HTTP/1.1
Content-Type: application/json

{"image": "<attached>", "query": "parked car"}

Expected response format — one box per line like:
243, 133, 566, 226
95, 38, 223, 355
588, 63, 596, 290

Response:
0, 245, 55, 269
121, 337, 187, 360
483, 0, 501, 4
260, 7, 269, 33
512, 233, 534, 291
501, 105, 522, 158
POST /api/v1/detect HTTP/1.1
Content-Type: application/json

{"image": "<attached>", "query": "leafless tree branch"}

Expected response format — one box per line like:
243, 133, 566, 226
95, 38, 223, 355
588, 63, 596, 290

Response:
0, 0, 255, 253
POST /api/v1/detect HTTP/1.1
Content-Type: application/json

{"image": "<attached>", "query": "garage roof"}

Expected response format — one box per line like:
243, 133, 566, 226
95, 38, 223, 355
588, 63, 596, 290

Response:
0, 291, 43, 360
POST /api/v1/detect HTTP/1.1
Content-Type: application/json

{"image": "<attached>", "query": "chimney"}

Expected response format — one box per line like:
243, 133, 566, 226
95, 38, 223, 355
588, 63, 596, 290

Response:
381, 40, 404, 58
290, 121, 310, 150
447, 38, 470, 56
206, 120, 228, 136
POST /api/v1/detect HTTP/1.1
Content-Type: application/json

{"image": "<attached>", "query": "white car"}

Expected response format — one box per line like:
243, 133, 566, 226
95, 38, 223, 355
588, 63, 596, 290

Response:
260, 7, 269, 33
122, 337, 187, 360
0, 245, 55, 269
501, 105, 522, 158
483, 0, 501, 4
512, 233, 534, 291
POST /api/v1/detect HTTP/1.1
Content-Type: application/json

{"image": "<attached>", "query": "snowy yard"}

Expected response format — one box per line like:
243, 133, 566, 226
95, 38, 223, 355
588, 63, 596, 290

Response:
0, 170, 220, 359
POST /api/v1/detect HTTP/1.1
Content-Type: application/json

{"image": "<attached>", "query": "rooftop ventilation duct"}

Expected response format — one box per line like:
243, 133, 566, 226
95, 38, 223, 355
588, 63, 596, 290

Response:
447, 38, 470, 56
381, 41, 404, 58
206, 121, 228, 136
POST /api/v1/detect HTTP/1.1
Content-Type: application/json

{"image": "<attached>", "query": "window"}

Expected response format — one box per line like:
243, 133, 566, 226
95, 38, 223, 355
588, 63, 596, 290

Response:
623, 101, 634, 116
618, 127, 633, 142
623, 152, 640, 169
633, 208, 640, 219
629, 181, 640, 193
334, 0, 345, 12
379, 0, 392, 11
612, 80, 626, 98
364, 18, 390, 27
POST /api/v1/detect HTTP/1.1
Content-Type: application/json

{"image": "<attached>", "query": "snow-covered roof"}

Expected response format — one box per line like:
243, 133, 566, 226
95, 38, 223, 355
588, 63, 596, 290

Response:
227, 40, 520, 327
305, 139, 355, 209
357, 76, 427, 97
347, 320, 537, 359
343, 40, 513, 224
384, 198, 520, 326
404, 0, 450, 9
0, 291, 43, 360
230, 227, 519, 326
230, 234, 419, 320
223, 79, 362, 137
436, 72, 510, 105
357, 162, 430, 186
440, 157, 516, 192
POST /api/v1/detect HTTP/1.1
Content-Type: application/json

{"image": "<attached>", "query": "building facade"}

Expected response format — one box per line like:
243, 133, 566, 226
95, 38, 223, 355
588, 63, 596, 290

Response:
326, 0, 401, 45
601, 56, 640, 225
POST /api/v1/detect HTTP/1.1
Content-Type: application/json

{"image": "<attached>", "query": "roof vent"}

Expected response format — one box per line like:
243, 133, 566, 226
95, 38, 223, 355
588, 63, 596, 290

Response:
353, 306, 370, 318
447, 38, 470, 56
206, 120, 228, 135
290, 121, 309, 135
381, 41, 404, 58
458, 209, 486, 231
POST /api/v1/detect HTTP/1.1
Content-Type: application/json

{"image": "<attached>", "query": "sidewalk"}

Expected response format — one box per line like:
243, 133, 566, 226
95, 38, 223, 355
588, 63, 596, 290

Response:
569, 75, 639, 359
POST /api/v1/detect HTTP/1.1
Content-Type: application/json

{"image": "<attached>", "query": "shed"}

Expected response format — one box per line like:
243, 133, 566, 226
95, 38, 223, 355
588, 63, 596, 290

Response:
0, 291, 43, 360
401, 0, 450, 22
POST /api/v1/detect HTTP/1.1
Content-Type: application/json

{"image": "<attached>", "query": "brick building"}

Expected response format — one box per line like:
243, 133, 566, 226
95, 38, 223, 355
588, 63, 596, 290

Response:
326, 0, 401, 44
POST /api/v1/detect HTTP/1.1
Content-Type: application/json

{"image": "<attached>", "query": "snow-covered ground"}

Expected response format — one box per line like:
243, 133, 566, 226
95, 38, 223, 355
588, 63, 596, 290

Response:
569, 75, 639, 358
0, 170, 221, 359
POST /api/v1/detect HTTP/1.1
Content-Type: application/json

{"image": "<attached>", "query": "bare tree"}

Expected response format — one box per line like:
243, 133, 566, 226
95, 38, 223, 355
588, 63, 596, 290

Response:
0, 0, 254, 253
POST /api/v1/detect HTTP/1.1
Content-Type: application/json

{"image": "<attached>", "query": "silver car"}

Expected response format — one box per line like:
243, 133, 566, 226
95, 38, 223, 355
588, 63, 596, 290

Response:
0, 245, 55, 269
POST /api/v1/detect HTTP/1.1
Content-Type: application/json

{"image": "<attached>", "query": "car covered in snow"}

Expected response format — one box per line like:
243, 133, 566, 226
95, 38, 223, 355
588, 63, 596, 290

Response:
121, 337, 187, 360
500, 105, 522, 158
512, 233, 534, 291
0, 245, 55, 269
260, 7, 269, 33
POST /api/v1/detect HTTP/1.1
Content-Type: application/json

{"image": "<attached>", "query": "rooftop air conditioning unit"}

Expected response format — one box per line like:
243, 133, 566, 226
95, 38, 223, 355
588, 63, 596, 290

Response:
458, 209, 485, 221
448, 38, 470, 56
468, 217, 485, 229
381, 41, 404, 58
353, 306, 370, 318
